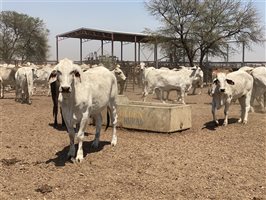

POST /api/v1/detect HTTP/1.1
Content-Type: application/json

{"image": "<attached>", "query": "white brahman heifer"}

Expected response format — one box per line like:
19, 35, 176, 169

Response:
15, 66, 37, 104
163, 66, 204, 101
190, 67, 204, 95
0, 66, 17, 98
48, 58, 118, 162
250, 66, 266, 112
209, 70, 253, 126
143, 66, 202, 104
112, 64, 126, 95
138, 62, 155, 95
34, 66, 53, 96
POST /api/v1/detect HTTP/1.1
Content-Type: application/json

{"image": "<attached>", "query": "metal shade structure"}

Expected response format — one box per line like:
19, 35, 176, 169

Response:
56, 27, 157, 65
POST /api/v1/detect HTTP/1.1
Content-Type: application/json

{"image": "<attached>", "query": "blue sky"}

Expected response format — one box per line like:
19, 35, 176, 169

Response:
1, 0, 266, 62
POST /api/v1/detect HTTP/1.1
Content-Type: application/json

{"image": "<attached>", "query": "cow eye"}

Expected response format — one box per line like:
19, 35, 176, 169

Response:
213, 79, 219, 84
57, 70, 62, 75
117, 72, 121, 75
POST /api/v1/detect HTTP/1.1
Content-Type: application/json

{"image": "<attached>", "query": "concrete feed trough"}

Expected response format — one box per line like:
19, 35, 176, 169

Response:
114, 96, 192, 133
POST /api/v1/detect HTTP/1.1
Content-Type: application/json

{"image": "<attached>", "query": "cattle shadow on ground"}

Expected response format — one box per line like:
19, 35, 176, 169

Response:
202, 118, 239, 131
48, 123, 67, 131
45, 141, 110, 166
1, 97, 15, 100
48, 123, 94, 136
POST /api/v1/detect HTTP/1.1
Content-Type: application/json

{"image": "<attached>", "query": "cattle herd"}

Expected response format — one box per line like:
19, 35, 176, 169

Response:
1, 59, 265, 162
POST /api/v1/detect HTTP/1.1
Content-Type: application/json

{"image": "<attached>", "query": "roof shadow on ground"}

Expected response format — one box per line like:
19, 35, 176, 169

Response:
45, 141, 110, 167
203, 118, 239, 131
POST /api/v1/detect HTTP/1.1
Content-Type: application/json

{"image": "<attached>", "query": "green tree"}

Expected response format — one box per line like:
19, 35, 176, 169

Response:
145, 0, 264, 68
0, 11, 49, 63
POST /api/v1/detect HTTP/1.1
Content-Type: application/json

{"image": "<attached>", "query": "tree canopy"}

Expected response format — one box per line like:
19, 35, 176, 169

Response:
145, 0, 264, 67
0, 11, 49, 64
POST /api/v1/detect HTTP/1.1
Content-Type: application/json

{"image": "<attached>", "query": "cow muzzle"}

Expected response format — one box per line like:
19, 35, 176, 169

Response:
60, 86, 71, 93
220, 89, 225, 93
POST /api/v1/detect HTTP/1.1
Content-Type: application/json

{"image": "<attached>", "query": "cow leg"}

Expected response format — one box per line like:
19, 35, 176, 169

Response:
250, 86, 257, 112
211, 100, 219, 125
61, 109, 76, 160
142, 81, 150, 102
191, 86, 197, 95
223, 101, 230, 126
109, 103, 118, 146
76, 116, 88, 162
47, 84, 51, 96
60, 108, 66, 127
158, 89, 165, 103
0, 82, 3, 98
26, 92, 32, 105
256, 95, 264, 110
53, 104, 58, 127
92, 114, 102, 148
264, 92, 266, 112
176, 90, 182, 102
15, 83, 20, 102
67, 129, 76, 160
242, 94, 251, 124
21, 92, 25, 103
179, 89, 186, 104
142, 90, 148, 102
238, 96, 245, 123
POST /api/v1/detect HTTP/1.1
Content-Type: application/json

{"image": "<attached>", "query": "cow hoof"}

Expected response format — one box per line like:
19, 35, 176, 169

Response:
66, 155, 76, 163
69, 157, 76, 163
111, 136, 117, 146
214, 120, 219, 126
250, 107, 254, 113
242, 120, 247, 125
237, 119, 242, 123
67, 151, 75, 160
76, 157, 84, 163
222, 122, 228, 126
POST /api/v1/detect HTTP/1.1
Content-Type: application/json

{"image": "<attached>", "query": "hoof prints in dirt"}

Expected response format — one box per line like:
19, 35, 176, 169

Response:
35, 184, 53, 194
1, 158, 21, 166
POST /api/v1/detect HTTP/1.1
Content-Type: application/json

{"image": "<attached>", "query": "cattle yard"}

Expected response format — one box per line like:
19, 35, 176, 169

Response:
1, 86, 265, 199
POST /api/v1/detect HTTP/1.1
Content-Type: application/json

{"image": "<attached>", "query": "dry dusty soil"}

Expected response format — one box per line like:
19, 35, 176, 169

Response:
1, 87, 265, 200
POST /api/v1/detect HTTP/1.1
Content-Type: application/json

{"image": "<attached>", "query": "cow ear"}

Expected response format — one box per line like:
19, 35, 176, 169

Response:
226, 79, 234, 85
48, 70, 57, 84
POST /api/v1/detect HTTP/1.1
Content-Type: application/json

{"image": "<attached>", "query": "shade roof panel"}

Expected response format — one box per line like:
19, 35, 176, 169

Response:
57, 27, 151, 43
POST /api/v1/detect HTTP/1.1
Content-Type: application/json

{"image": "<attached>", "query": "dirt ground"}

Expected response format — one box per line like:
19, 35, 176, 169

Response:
1, 86, 265, 200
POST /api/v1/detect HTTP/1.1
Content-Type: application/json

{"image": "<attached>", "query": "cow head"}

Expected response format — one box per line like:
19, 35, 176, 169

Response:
112, 65, 126, 82
48, 58, 82, 94
212, 72, 234, 94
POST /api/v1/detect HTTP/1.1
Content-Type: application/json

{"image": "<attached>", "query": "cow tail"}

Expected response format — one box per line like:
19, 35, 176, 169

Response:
105, 107, 110, 131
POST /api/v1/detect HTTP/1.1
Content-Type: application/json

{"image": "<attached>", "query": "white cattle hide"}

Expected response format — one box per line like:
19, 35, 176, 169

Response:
49, 58, 118, 162
15, 67, 37, 104
0, 66, 17, 98
112, 65, 126, 95
138, 62, 155, 91
143, 67, 202, 104
164, 67, 204, 100
250, 67, 266, 112
210, 71, 253, 126
34, 66, 53, 95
